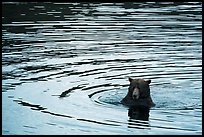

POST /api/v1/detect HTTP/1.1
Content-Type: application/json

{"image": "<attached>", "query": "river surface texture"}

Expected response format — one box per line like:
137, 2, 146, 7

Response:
2, 2, 202, 135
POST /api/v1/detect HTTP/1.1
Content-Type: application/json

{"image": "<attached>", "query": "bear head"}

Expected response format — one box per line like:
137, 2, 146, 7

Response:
121, 77, 155, 108
128, 77, 151, 100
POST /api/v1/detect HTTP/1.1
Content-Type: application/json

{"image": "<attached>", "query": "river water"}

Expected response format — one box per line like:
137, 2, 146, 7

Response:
2, 2, 202, 135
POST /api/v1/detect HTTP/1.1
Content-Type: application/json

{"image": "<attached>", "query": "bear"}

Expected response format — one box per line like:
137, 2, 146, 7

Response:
121, 77, 155, 108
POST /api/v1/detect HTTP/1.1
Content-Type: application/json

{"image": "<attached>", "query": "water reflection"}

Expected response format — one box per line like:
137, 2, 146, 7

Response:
128, 106, 150, 129
128, 107, 150, 121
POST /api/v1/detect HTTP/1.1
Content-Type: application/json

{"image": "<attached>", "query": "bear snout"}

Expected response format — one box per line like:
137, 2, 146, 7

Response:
132, 87, 139, 100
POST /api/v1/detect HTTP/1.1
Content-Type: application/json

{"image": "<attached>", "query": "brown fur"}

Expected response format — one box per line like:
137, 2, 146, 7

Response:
121, 77, 155, 108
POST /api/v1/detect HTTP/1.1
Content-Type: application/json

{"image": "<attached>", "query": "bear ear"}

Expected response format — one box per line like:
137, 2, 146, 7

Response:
128, 77, 134, 82
146, 80, 151, 84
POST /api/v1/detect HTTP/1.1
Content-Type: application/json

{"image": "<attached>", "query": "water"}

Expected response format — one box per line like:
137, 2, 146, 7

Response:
2, 2, 202, 135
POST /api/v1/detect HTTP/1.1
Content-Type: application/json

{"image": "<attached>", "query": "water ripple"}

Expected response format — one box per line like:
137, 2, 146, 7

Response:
2, 2, 202, 135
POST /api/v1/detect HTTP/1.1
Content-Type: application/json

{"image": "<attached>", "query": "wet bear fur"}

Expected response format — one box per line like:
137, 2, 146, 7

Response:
121, 77, 155, 108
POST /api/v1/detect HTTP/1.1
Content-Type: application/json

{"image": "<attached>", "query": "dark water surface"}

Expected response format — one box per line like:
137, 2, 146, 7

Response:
2, 2, 202, 135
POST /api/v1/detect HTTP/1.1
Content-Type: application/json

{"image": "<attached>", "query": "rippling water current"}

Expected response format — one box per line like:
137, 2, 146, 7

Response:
2, 2, 202, 135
